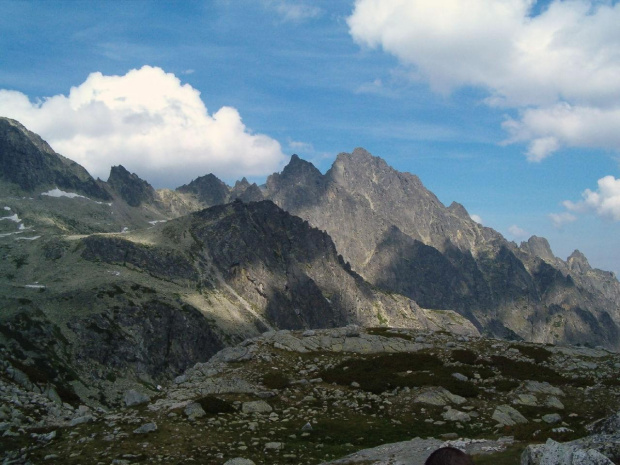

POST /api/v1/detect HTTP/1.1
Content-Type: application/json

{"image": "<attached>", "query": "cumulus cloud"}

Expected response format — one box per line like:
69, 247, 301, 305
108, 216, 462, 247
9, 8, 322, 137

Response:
508, 224, 528, 240
549, 212, 577, 228
263, 0, 322, 23
347, 0, 620, 159
470, 214, 483, 225
563, 176, 620, 221
0, 66, 287, 187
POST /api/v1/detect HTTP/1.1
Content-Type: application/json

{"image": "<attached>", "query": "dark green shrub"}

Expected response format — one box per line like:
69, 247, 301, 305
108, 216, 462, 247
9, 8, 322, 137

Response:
319, 351, 443, 394
494, 379, 520, 392
483, 355, 562, 382
451, 349, 478, 365
262, 372, 290, 389
196, 395, 235, 414
512, 344, 552, 363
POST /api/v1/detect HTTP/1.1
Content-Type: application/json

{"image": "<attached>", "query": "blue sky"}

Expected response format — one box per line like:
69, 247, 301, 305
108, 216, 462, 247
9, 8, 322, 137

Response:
1, 0, 619, 275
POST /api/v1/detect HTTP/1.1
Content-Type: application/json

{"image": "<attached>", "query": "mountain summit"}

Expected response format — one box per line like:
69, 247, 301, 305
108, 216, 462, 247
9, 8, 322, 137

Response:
2, 119, 620, 409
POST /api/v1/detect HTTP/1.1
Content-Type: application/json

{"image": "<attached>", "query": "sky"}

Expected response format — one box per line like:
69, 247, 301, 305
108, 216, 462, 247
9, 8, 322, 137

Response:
0, 0, 619, 275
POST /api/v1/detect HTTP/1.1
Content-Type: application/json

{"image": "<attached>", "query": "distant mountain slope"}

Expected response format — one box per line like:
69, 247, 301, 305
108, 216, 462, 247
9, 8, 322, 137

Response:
0, 117, 110, 200
263, 148, 620, 348
0, 198, 473, 406
2, 118, 619, 356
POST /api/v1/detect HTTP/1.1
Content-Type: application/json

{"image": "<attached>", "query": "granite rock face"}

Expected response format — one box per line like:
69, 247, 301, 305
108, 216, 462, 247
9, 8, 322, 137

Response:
0, 117, 110, 199
106, 165, 157, 207
262, 149, 620, 349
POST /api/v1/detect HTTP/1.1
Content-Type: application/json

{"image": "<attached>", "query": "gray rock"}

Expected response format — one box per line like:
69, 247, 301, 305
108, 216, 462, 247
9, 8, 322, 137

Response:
515, 394, 539, 407
442, 408, 471, 422
184, 402, 206, 420
174, 375, 187, 384
542, 413, 562, 424
124, 389, 151, 407
525, 381, 564, 396
242, 400, 273, 414
224, 459, 256, 465
69, 415, 94, 427
546, 396, 565, 410
414, 387, 466, 406
452, 373, 468, 382
265, 442, 284, 450
133, 422, 157, 434
492, 405, 528, 426
521, 439, 613, 465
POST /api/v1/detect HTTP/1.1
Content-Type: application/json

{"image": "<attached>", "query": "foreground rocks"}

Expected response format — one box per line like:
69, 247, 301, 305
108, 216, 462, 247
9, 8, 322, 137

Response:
2, 326, 620, 464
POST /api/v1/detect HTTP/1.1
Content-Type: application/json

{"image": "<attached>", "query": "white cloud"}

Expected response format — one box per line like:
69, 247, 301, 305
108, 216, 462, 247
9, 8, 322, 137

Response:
0, 66, 287, 187
564, 175, 620, 221
347, 0, 620, 159
508, 224, 528, 240
549, 211, 577, 228
264, 1, 322, 23
470, 214, 483, 225
503, 103, 620, 161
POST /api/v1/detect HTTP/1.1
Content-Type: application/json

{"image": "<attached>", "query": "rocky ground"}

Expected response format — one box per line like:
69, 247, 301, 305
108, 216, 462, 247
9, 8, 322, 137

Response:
2, 326, 620, 464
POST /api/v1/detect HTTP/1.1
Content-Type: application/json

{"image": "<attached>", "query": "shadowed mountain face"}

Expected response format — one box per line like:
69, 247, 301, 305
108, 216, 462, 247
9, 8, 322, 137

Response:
1, 195, 472, 405
106, 165, 157, 207
0, 117, 110, 200
263, 148, 620, 348
2, 120, 620, 409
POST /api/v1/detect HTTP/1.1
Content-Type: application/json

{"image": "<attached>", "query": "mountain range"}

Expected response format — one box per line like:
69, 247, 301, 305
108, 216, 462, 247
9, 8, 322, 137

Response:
1, 115, 619, 407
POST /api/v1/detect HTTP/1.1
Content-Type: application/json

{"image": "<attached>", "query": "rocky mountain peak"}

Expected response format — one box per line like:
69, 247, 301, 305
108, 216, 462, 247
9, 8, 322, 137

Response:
0, 117, 110, 199
107, 165, 156, 207
0, 117, 55, 156
233, 177, 250, 190
521, 236, 556, 263
568, 250, 592, 274
447, 201, 471, 219
277, 154, 323, 182
176, 173, 230, 207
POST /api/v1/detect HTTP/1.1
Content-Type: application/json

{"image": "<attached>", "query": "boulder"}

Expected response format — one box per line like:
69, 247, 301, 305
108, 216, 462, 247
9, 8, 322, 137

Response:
184, 402, 206, 420
133, 422, 157, 434
492, 405, 528, 426
521, 439, 613, 465
224, 459, 256, 465
242, 400, 273, 414
414, 387, 467, 407
124, 389, 151, 407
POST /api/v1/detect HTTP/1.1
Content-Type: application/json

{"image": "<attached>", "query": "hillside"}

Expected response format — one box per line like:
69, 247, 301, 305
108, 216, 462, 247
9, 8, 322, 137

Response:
2, 327, 620, 464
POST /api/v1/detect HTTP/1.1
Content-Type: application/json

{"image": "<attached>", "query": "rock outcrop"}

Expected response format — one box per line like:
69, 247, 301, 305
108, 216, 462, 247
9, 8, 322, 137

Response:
0, 117, 110, 199
262, 148, 620, 349
106, 165, 157, 207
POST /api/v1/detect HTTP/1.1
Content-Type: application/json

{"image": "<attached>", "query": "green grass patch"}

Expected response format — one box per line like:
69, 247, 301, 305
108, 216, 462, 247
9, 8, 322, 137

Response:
366, 327, 413, 341
482, 356, 562, 383
511, 344, 553, 363
450, 349, 478, 365
195, 395, 235, 415
262, 371, 290, 390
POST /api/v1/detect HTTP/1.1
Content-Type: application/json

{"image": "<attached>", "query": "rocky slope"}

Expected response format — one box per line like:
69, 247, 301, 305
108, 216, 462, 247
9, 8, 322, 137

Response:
2, 326, 620, 464
0, 117, 110, 200
0, 198, 473, 410
262, 149, 620, 349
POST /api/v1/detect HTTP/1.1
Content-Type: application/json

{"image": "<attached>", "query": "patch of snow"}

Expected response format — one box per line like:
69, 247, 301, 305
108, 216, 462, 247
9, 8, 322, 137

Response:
3, 206, 10, 211
15, 236, 41, 241
107, 270, 121, 276
148, 220, 168, 225
25, 284, 46, 289
0, 214, 21, 223
41, 188, 88, 199
121, 227, 129, 233
18, 223, 26, 230
0, 231, 25, 238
